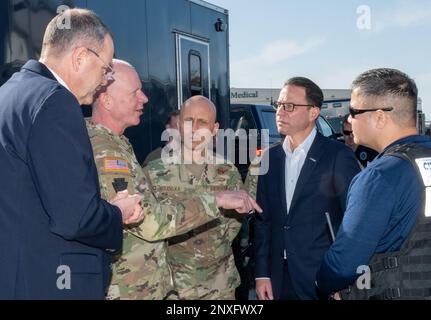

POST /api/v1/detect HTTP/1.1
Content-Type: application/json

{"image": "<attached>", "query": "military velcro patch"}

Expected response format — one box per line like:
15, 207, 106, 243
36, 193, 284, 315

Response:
103, 157, 130, 173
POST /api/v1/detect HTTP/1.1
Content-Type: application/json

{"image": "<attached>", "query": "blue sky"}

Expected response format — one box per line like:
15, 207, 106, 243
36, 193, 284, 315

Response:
211, 0, 431, 116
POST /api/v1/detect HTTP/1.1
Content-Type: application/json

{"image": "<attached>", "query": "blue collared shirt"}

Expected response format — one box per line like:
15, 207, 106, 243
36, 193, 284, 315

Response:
316, 135, 431, 295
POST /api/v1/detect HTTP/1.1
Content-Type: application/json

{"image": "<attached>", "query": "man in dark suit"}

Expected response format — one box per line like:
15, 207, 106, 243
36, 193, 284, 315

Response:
0, 9, 143, 299
255, 77, 361, 300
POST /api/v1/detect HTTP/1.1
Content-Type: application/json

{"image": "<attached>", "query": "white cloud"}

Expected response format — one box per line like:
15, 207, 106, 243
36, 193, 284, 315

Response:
319, 67, 366, 90
230, 38, 325, 87
373, 1, 431, 32
233, 38, 325, 68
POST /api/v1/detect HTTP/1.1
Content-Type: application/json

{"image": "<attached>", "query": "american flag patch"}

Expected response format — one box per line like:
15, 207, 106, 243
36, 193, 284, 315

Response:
104, 157, 129, 173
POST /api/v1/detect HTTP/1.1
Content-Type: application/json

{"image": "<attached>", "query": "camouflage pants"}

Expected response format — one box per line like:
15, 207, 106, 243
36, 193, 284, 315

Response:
166, 253, 240, 300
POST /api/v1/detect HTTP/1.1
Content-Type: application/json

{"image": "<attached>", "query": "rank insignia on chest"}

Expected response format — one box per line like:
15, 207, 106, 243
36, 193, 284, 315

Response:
104, 157, 130, 173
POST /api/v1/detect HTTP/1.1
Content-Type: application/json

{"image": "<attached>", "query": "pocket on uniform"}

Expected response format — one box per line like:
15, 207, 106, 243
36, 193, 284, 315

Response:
60, 253, 101, 274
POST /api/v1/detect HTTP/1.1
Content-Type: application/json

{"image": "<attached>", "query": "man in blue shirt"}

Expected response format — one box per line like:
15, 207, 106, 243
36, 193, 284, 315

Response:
316, 68, 431, 300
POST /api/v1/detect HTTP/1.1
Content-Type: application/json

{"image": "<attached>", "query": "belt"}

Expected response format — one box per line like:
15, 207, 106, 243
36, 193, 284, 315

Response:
167, 218, 221, 246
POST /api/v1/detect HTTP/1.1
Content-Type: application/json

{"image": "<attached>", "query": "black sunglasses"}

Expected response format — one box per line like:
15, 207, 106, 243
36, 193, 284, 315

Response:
349, 106, 393, 119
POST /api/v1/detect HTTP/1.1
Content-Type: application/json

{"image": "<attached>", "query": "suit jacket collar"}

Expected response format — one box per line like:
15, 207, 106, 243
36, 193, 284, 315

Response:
21, 60, 56, 82
287, 133, 326, 219
273, 144, 288, 220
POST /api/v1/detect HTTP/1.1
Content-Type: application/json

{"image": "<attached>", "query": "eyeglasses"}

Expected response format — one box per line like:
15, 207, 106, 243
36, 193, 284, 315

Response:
86, 48, 115, 81
343, 130, 353, 136
274, 102, 315, 112
349, 106, 393, 119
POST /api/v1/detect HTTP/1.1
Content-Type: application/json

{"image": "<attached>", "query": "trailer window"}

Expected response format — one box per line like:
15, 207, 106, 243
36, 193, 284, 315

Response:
333, 102, 342, 108
176, 34, 210, 106
189, 52, 202, 96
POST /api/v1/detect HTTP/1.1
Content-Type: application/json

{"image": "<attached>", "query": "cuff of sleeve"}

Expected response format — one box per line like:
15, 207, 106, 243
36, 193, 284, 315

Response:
200, 192, 221, 218
107, 203, 123, 254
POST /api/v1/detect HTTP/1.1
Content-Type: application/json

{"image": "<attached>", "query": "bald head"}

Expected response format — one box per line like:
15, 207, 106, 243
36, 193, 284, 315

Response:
179, 95, 219, 152
93, 59, 135, 105
92, 59, 148, 135
181, 96, 217, 122
102, 59, 135, 95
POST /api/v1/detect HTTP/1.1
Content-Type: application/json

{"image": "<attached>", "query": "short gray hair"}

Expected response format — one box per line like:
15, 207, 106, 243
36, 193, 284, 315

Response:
352, 68, 418, 127
41, 8, 112, 57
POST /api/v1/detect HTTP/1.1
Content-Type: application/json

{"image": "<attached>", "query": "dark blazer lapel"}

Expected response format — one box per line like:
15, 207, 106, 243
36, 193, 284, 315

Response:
288, 133, 325, 218
21, 60, 57, 81
274, 144, 289, 218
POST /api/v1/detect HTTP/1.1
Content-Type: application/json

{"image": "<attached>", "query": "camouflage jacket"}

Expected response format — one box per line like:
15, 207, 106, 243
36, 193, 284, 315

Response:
145, 156, 243, 300
86, 120, 225, 300
244, 171, 258, 199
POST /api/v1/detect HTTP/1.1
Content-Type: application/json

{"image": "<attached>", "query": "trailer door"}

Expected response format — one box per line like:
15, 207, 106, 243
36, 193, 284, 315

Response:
175, 33, 210, 108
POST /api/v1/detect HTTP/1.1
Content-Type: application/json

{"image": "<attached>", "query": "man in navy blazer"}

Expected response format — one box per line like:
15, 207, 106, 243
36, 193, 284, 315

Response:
0, 9, 143, 299
255, 77, 361, 300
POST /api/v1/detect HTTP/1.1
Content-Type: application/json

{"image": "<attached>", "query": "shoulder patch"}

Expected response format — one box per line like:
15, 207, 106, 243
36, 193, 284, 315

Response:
103, 157, 130, 173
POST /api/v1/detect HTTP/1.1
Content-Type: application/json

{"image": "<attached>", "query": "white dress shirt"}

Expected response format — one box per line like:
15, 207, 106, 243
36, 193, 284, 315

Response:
46, 66, 71, 92
283, 127, 317, 213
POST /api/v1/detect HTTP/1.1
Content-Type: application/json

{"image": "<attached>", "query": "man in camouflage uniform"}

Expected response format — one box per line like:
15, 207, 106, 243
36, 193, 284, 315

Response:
146, 95, 246, 300
87, 60, 260, 300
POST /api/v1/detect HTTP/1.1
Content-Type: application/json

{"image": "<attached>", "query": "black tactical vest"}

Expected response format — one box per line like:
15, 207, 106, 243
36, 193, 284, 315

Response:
342, 143, 431, 300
